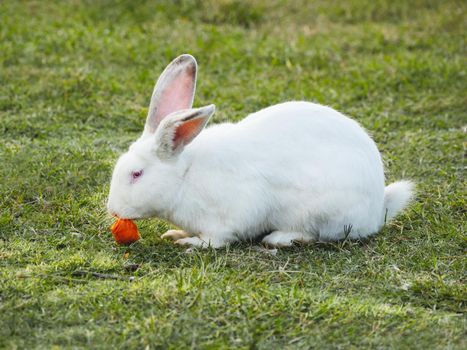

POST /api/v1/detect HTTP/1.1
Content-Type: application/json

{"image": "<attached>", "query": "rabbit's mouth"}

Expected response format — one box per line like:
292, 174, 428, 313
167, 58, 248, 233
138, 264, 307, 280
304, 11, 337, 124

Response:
107, 200, 156, 220
111, 213, 144, 220
110, 211, 154, 221
108, 211, 138, 221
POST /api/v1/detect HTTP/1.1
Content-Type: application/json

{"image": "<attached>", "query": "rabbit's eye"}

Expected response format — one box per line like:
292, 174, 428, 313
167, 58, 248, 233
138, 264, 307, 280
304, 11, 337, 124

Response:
131, 170, 143, 180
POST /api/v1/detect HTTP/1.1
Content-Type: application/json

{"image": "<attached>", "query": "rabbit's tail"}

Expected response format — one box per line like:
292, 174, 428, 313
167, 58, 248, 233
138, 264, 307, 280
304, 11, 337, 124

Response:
383, 180, 415, 223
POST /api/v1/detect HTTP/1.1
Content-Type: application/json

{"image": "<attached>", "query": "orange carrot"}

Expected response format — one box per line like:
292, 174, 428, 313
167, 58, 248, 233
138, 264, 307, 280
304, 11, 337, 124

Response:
111, 218, 140, 245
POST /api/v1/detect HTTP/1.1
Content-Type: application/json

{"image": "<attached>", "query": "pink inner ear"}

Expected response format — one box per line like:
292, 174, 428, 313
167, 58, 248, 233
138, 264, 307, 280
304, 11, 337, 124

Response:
174, 117, 205, 148
156, 70, 195, 124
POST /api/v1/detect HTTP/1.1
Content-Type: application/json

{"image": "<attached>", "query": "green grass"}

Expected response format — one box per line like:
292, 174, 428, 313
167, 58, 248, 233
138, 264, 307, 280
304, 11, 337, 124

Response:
1, 0, 465, 348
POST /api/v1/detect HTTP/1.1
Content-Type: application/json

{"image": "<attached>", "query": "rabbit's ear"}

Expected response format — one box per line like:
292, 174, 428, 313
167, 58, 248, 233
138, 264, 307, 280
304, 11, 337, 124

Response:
155, 104, 215, 159
144, 54, 197, 135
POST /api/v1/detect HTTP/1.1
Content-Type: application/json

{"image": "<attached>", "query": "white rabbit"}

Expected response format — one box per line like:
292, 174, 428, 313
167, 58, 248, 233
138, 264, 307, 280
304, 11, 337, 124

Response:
107, 54, 414, 248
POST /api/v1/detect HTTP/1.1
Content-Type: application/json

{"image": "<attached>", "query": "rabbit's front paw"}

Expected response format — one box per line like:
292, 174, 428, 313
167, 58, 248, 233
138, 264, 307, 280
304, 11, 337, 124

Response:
262, 231, 313, 247
174, 236, 225, 249
161, 229, 191, 241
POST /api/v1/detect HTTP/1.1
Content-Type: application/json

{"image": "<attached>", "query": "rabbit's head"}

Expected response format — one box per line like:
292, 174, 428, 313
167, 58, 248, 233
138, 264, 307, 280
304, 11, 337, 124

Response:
107, 54, 215, 219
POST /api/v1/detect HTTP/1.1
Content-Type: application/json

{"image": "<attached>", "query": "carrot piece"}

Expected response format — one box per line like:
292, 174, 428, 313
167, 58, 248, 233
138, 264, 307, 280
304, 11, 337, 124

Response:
110, 219, 140, 245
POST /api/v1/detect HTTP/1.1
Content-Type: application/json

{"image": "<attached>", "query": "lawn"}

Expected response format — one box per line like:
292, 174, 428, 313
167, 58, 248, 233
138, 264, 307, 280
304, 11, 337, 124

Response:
0, 0, 465, 348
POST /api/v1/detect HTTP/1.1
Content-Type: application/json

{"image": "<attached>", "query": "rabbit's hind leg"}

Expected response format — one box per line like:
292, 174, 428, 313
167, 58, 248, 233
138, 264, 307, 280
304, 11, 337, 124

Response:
261, 231, 313, 248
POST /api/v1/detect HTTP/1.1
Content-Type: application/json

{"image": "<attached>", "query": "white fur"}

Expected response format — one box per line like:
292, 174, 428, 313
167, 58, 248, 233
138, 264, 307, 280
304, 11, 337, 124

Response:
383, 180, 415, 222
107, 55, 415, 248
